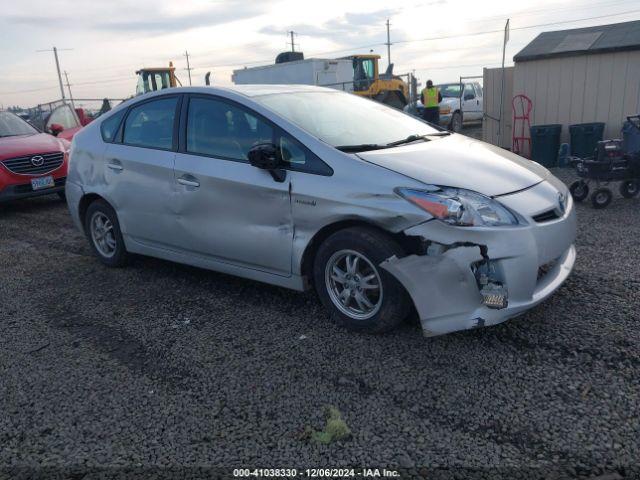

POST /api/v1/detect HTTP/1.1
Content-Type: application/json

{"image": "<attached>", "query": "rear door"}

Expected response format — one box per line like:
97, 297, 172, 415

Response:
103, 95, 181, 246
172, 94, 293, 275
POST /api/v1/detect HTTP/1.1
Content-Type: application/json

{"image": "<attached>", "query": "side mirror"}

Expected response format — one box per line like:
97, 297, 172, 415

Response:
49, 123, 64, 136
247, 143, 286, 182
248, 143, 281, 170
464, 93, 475, 101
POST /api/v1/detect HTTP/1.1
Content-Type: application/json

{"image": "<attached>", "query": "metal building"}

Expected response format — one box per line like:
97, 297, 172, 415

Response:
483, 20, 640, 148
513, 20, 640, 142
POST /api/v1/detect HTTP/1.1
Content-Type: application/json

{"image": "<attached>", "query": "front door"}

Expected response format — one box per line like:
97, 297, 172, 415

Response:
103, 95, 180, 247
462, 83, 482, 121
172, 95, 292, 276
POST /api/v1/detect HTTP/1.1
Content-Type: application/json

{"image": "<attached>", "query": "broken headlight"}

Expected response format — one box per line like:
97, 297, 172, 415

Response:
396, 186, 519, 227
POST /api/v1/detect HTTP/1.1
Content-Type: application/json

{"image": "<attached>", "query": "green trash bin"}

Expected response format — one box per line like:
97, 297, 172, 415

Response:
530, 124, 562, 167
569, 122, 605, 158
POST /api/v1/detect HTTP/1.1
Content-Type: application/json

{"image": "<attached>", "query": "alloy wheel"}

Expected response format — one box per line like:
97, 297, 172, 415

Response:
90, 211, 117, 258
324, 249, 383, 320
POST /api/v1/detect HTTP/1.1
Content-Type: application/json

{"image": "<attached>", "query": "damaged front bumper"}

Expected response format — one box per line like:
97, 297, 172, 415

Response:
381, 181, 577, 337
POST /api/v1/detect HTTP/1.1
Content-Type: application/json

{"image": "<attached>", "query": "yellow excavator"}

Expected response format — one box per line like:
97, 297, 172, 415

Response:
343, 54, 409, 109
135, 62, 181, 95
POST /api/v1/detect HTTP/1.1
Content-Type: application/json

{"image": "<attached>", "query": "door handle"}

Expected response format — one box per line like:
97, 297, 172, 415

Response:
106, 162, 123, 171
178, 177, 200, 188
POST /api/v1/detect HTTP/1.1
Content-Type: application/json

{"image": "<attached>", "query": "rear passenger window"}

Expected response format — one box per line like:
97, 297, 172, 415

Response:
123, 97, 178, 150
186, 97, 273, 161
100, 109, 126, 142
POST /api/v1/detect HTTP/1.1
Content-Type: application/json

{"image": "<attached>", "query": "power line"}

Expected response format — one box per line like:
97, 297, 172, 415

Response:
394, 7, 640, 46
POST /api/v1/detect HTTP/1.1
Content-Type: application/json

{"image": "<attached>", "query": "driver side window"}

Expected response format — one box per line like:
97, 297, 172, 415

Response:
186, 97, 273, 161
464, 84, 475, 100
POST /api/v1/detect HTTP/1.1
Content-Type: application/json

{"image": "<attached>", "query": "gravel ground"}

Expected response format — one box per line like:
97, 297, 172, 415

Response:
0, 168, 638, 479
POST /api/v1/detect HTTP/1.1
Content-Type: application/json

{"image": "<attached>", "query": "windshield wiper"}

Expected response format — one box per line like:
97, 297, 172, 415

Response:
385, 134, 430, 147
424, 131, 451, 136
335, 143, 388, 153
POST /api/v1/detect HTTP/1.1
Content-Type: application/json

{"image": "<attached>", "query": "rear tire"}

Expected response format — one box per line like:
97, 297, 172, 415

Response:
591, 188, 612, 209
570, 180, 589, 202
313, 227, 411, 334
619, 180, 639, 198
84, 199, 129, 267
57, 191, 66, 201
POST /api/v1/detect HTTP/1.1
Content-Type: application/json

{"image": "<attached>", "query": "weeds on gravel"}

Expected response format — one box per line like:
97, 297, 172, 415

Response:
305, 406, 351, 444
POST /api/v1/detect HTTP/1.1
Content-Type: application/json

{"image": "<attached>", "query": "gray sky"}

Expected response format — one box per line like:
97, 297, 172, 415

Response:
1, 0, 639, 107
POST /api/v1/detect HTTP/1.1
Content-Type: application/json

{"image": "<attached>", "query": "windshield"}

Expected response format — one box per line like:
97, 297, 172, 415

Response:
254, 91, 438, 148
438, 84, 462, 98
0, 112, 38, 137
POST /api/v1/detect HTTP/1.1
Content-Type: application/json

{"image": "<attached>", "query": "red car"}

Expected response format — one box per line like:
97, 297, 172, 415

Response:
0, 111, 69, 202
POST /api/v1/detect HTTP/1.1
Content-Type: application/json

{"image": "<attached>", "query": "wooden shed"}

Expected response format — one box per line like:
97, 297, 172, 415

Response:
483, 20, 640, 148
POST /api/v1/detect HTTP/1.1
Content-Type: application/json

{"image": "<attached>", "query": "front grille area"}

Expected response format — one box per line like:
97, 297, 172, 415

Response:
1, 151, 64, 175
14, 176, 66, 194
532, 209, 560, 223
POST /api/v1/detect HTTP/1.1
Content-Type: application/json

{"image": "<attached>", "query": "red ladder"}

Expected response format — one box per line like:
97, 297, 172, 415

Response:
512, 94, 532, 158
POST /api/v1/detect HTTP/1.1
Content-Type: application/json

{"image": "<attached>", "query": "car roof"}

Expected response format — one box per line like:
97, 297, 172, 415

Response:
136, 84, 335, 100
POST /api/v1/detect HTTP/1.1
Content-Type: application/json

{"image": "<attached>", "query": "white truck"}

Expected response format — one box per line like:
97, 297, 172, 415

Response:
404, 81, 484, 132
232, 58, 355, 90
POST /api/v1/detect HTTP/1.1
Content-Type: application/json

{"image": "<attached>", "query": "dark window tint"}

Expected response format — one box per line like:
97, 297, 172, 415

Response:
186, 97, 273, 161
100, 109, 126, 142
278, 134, 332, 176
123, 97, 178, 150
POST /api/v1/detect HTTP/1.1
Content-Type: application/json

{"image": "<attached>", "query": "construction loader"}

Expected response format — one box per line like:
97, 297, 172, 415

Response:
135, 62, 181, 95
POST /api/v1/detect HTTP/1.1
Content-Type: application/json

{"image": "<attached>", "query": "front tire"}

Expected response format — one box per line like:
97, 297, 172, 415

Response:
313, 227, 411, 333
591, 188, 612, 209
570, 180, 589, 202
84, 199, 129, 267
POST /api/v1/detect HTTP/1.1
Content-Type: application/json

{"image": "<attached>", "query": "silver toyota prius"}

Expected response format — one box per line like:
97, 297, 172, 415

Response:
66, 85, 576, 337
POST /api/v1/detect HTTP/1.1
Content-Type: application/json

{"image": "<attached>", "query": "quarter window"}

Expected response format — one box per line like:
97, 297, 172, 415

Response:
186, 97, 273, 161
278, 135, 332, 176
123, 97, 178, 150
100, 109, 126, 142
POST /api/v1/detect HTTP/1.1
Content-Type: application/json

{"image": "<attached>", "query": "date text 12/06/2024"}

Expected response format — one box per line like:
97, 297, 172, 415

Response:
233, 468, 401, 477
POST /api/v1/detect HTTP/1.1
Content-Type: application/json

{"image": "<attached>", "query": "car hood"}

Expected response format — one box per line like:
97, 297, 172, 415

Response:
0, 133, 64, 160
356, 134, 553, 197
440, 97, 460, 108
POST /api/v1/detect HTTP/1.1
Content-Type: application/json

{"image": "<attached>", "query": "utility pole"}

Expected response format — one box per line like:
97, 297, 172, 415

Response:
36, 46, 72, 101
287, 31, 297, 52
63, 71, 75, 110
184, 50, 193, 86
497, 18, 510, 147
385, 19, 392, 68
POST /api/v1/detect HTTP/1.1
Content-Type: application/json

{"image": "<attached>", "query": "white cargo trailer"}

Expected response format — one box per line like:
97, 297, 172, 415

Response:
232, 58, 354, 91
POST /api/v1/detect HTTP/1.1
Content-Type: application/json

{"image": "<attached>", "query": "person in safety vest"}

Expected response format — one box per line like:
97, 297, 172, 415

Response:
420, 79, 442, 125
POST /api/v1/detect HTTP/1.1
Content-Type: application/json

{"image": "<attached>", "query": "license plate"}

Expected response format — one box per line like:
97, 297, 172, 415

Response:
31, 176, 55, 191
